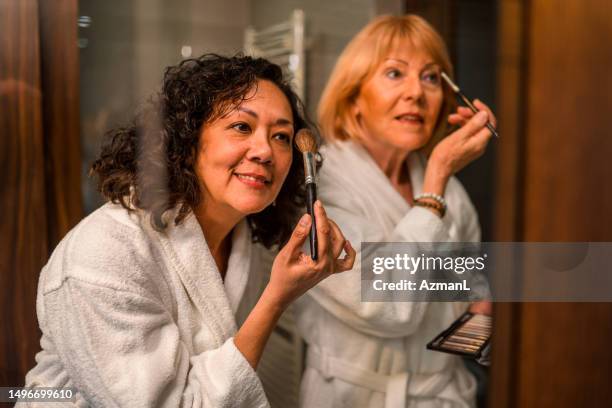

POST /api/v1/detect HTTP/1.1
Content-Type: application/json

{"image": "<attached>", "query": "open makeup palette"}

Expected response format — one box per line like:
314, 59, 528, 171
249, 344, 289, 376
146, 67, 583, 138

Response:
427, 312, 492, 366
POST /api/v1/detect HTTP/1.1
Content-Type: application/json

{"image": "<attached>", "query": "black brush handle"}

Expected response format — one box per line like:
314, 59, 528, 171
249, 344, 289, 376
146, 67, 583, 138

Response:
458, 92, 499, 138
306, 183, 318, 260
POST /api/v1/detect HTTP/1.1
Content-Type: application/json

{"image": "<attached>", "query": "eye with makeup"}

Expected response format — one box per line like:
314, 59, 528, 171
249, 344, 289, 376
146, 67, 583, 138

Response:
229, 120, 292, 146
421, 70, 441, 87
272, 131, 293, 145
229, 121, 252, 134
384, 67, 404, 80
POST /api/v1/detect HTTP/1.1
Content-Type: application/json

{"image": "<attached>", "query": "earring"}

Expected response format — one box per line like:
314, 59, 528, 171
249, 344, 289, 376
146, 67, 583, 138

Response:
272, 200, 277, 207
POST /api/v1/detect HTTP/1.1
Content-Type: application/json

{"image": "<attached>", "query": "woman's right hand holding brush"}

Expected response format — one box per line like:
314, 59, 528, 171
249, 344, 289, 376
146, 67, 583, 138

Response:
266, 200, 356, 309
234, 201, 355, 369
423, 100, 497, 198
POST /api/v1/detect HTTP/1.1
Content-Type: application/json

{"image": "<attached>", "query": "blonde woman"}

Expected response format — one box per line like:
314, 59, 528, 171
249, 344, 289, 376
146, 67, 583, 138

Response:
294, 15, 496, 408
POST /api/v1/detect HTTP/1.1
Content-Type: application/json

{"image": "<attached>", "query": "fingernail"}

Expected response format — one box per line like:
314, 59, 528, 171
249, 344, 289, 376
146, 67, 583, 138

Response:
475, 111, 488, 125
315, 200, 322, 209
299, 214, 310, 226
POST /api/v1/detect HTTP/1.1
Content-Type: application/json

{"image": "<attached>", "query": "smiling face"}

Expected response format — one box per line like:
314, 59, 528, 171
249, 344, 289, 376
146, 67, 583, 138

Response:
195, 79, 294, 219
353, 44, 444, 152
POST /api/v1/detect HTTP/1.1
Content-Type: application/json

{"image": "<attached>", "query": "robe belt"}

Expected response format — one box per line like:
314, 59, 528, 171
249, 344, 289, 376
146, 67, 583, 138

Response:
306, 347, 456, 408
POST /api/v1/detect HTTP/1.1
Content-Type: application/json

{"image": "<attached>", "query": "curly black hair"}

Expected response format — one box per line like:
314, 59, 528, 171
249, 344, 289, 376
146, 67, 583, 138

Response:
91, 53, 314, 248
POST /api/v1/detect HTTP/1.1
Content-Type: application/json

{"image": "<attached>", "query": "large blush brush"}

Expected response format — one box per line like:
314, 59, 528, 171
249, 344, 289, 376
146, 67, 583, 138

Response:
295, 129, 319, 260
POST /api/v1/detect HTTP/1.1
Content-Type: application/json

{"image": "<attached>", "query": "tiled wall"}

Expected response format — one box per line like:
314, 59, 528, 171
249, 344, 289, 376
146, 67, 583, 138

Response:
249, 0, 404, 116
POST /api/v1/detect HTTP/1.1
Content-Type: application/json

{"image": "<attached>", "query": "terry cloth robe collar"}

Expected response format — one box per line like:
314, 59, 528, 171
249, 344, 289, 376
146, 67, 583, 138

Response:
295, 140, 480, 408
157, 212, 251, 345
324, 140, 428, 221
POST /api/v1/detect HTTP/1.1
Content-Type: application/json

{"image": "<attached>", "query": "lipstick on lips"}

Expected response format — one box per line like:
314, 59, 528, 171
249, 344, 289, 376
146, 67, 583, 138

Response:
395, 112, 424, 125
294, 129, 319, 260
234, 172, 270, 189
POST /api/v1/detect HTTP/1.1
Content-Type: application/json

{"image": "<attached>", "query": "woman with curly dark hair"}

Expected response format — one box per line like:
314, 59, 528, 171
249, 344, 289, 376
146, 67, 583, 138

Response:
20, 54, 355, 407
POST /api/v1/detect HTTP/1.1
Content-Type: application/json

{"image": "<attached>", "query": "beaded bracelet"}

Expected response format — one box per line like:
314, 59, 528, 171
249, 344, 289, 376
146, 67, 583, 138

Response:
414, 192, 447, 208
414, 198, 446, 217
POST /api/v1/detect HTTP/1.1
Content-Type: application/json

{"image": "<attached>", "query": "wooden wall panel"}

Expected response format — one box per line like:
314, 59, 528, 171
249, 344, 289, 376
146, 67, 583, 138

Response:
492, 0, 527, 242
516, 1, 612, 406
0, 0, 47, 386
489, 2, 527, 407
517, 303, 612, 406
1, 0, 81, 387
38, 0, 83, 246
523, 0, 612, 242
492, 1, 612, 407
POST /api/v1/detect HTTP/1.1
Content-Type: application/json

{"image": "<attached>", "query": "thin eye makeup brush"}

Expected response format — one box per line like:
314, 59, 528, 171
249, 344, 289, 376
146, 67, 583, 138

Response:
441, 72, 499, 138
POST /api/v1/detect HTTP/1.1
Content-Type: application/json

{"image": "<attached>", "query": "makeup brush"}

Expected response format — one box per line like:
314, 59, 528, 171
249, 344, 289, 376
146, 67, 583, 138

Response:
295, 129, 318, 260
441, 72, 499, 138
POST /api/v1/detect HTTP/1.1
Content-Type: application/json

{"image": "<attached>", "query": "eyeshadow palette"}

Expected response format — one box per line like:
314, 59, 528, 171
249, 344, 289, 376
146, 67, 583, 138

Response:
426, 312, 492, 365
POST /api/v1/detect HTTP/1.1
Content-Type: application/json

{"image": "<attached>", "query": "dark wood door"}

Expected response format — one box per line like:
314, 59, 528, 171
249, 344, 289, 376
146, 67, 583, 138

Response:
491, 1, 612, 407
0, 0, 81, 387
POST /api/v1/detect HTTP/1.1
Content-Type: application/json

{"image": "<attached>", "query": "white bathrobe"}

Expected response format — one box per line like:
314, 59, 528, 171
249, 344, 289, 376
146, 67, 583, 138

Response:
295, 141, 480, 408
21, 203, 270, 407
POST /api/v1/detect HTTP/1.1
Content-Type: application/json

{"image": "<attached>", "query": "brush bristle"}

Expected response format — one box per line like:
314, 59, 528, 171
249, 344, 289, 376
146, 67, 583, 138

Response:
441, 72, 460, 93
295, 129, 317, 153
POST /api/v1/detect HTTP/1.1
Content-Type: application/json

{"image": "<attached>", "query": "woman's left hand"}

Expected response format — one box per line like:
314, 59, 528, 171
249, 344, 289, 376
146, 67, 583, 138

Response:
469, 300, 492, 316
423, 100, 497, 197
436, 99, 498, 176
447, 100, 497, 130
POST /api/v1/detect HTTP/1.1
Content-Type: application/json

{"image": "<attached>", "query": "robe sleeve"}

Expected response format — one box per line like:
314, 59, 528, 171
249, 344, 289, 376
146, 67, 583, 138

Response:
42, 277, 269, 408
304, 195, 457, 338
447, 176, 492, 301
303, 159, 502, 335
447, 175, 481, 243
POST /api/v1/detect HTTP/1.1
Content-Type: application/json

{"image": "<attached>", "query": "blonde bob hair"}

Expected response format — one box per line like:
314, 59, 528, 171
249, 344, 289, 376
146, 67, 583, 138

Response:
317, 14, 456, 149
